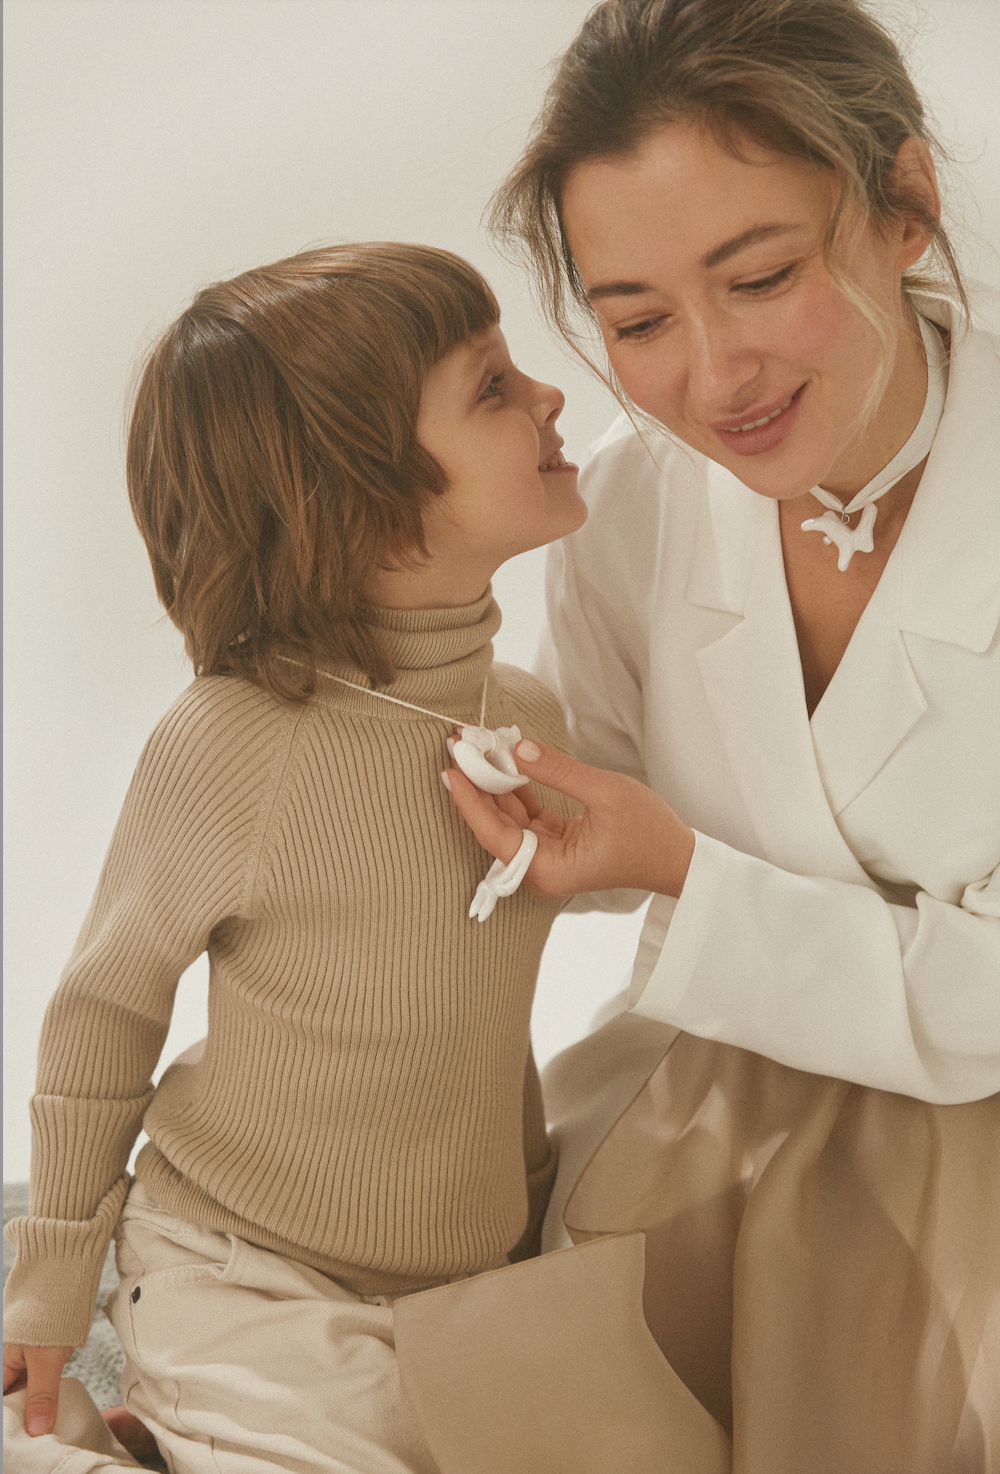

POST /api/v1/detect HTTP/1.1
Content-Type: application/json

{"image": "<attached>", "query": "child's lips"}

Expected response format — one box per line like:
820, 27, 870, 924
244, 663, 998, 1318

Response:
538, 448, 578, 473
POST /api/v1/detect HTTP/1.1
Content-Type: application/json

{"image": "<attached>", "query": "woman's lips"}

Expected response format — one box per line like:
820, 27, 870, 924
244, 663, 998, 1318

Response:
711, 385, 805, 456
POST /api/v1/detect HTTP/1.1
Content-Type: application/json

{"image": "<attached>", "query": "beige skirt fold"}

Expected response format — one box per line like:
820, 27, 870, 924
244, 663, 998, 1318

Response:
564, 1033, 1000, 1474
393, 1231, 731, 1474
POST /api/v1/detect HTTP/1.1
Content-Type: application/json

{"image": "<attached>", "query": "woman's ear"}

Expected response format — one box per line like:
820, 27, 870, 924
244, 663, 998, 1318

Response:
890, 137, 941, 270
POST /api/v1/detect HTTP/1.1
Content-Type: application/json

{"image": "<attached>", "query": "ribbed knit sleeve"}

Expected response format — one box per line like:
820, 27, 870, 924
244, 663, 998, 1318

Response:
3, 678, 301, 1347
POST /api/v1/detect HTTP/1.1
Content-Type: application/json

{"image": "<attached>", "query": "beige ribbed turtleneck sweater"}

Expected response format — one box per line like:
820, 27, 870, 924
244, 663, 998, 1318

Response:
5, 594, 576, 1349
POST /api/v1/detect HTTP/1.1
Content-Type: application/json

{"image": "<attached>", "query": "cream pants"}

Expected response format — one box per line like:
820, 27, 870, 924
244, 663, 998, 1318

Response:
4, 1184, 440, 1474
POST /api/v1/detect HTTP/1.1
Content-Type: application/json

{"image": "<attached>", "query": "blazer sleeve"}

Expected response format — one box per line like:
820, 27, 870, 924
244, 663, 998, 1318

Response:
535, 521, 656, 917
629, 834, 1000, 1104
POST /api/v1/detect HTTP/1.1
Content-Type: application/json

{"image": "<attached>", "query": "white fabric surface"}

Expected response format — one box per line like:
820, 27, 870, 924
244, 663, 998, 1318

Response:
3, 1183, 440, 1474
538, 297, 1000, 1104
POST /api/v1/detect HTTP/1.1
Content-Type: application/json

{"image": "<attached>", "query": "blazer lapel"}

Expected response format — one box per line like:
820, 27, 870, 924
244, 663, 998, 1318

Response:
688, 462, 875, 886
808, 555, 927, 818
811, 304, 1000, 817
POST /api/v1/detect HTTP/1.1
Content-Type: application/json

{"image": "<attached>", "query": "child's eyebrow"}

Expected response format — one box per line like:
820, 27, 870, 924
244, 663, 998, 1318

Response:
469, 348, 499, 392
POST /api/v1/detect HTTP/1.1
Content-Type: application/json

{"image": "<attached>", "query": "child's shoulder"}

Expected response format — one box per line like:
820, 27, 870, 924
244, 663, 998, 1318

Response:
136, 673, 306, 791
492, 663, 572, 756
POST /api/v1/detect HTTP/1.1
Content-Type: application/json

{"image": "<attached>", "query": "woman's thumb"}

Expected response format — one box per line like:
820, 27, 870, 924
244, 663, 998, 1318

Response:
515, 739, 610, 807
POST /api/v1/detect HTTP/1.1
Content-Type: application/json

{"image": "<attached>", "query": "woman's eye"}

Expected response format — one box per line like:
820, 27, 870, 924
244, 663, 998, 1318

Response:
735, 264, 795, 295
480, 372, 505, 400
614, 317, 664, 343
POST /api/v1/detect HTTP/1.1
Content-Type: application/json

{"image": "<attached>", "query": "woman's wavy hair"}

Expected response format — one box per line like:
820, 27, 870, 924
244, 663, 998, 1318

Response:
127, 242, 500, 700
491, 0, 968, 396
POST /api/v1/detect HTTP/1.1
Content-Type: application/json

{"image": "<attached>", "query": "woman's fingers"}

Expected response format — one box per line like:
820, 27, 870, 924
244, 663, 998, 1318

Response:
2, 1343, 74, 1435
514, 740, 616, 810
493, 790, 532, 827
445, 737, 695, 900
445, 765, 526, 864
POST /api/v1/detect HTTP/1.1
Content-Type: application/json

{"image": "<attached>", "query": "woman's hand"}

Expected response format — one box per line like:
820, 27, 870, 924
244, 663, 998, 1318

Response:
444, 739, 695, 900
3, 1341, 75, 1435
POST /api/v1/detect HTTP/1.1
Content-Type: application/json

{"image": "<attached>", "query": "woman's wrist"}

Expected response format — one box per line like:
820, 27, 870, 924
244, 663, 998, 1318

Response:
652, 821, 695, 900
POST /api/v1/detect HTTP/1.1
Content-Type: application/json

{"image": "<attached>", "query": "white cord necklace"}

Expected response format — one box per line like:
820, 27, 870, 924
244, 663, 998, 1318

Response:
801, 316, 947, 570
276, 656, 537, 921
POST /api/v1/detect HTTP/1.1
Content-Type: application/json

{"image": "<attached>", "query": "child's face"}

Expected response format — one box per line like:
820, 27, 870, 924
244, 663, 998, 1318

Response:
415, 327, 587, 584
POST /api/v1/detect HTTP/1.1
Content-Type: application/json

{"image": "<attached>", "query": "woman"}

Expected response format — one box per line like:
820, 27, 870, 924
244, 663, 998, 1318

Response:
398, 2, 999, 1471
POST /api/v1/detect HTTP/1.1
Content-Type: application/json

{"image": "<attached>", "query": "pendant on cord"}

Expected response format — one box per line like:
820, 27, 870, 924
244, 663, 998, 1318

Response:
800, 503, 877, 571
447, 725, 530, 795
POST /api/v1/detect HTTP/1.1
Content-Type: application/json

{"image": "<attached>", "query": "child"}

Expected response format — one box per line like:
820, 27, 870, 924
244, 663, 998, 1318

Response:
3, 241, 587, 1473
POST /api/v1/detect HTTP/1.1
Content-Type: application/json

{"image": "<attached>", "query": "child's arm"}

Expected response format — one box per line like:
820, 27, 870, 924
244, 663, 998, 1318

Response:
3, 679, 300, 1353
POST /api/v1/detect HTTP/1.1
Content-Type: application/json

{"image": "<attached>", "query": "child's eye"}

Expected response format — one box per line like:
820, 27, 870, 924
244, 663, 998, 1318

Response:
734, 264, 796, 295
480, 373, 505, 401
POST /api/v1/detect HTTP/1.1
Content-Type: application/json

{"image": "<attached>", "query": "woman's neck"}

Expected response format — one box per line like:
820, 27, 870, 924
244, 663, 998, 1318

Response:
817, 308, 930, 503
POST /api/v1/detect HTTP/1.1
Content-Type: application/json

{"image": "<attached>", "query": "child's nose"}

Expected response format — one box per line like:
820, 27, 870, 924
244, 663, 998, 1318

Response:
528, 377, 565, 426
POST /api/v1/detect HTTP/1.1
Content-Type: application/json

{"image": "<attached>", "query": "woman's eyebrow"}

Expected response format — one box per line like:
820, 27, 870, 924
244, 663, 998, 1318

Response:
701, 222, 802, 268
586, 223, 805, 300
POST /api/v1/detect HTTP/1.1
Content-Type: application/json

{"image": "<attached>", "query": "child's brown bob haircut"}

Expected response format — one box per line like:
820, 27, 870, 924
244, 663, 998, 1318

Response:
127, 242, 500, 701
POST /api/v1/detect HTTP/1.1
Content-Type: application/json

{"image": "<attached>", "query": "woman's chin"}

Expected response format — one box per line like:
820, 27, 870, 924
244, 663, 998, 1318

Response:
707, 448, 825, 501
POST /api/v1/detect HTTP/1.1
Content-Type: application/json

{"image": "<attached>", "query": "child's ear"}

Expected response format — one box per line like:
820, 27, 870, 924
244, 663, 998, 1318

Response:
889, 137, 940, 271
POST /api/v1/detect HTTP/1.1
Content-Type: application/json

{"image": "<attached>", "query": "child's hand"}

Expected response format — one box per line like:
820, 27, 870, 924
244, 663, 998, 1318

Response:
3, 1341, 75, 1435
444, 739, 695, 900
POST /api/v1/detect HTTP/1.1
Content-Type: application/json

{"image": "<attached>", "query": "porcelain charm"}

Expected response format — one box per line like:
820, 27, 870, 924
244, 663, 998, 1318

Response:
800, 504, 877, 571
469, 830, 539, 922
450, 725, 531, 795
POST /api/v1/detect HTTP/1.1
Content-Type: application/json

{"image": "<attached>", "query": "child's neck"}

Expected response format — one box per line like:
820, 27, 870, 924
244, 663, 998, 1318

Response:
365, 552, 496, 611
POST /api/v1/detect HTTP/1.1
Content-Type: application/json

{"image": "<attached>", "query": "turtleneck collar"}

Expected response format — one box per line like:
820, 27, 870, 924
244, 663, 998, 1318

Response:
310, 588, 502, 725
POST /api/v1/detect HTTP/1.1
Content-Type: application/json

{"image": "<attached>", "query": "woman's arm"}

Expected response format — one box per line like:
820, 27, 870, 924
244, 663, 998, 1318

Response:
446, 741, 1000, 1104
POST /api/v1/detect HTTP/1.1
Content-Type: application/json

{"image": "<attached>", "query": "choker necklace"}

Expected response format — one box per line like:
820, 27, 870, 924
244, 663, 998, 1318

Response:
801, 315, 947, 570
276, 656, 537, 921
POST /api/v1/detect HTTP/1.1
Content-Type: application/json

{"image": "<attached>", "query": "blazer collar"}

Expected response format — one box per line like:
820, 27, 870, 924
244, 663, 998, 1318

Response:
687, 296, 1000, 649
687, 469, 876, 878
897, 296, 1000, 654
684, 302, 999, 838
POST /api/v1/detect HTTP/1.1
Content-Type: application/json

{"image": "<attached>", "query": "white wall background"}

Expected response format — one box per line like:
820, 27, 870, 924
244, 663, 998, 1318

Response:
4, 0, 999, 1182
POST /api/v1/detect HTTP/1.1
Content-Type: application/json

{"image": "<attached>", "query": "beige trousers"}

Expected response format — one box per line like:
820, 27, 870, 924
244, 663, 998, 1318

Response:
4, 1183, 440, 1474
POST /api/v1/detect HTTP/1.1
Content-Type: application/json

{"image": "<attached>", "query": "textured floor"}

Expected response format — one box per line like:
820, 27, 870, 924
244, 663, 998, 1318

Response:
3, 1183, 126, 1410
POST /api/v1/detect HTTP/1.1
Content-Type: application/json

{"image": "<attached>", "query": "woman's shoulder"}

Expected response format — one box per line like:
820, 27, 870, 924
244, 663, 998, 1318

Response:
583, 412, 705, 497
576, 413, 708, 557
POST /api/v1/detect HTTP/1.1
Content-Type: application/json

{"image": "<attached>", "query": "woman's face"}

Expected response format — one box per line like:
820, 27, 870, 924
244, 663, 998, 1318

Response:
560, 124, 931, 501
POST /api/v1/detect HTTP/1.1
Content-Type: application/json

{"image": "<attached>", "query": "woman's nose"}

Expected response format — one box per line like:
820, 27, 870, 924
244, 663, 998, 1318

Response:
685, 312, 761, 411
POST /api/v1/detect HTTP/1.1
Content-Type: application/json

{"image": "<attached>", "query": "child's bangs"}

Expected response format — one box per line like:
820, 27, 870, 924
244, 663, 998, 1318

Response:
356, 243, 501, 372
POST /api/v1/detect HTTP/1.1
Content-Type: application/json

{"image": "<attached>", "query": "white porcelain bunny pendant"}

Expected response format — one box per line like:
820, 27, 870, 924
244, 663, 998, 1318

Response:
446, 723, 535, 920
449, 725, 530, 795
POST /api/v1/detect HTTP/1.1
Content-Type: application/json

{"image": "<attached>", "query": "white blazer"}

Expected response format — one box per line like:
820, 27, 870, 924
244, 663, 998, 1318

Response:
538, 297, 1000, 1107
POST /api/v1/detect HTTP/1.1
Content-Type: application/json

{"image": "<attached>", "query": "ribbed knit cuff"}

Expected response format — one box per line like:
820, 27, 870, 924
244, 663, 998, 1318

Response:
2, 1174, 128, 1347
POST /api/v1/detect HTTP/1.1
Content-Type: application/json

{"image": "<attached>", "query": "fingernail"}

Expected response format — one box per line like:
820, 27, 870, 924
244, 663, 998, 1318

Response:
27, 1415, 51, 1437
440, 770, 452, 792
516, 741, 541, 762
